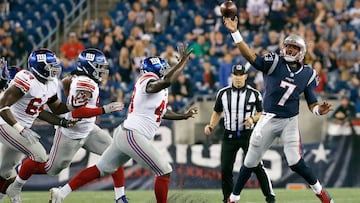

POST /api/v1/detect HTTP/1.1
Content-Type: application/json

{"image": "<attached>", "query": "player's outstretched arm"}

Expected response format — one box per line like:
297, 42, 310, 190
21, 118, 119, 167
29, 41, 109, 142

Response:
223, 16, 257, 63
0, 85, 25, 126
163, 106, 198, 120
38, 110, 79, 128
146, 43, 193, 93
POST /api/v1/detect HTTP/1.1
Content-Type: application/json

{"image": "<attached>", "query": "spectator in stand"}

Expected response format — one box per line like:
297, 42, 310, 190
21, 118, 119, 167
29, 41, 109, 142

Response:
264, 30, 281, 53
60, 32, 85, 71
99, 16, 114, 39
0, 35, 15, 65
312, 60, 328, 99
209, 31, 227, 57
143, 9, 161, 36
189, 35, 211, 58
160, 44, 179, 66
171, 72, 194, 100
141, 34, 157, 57
116, 47, 133, 85
101, 34, 118, 75
319, 13, 343, 50
292, 0, 313, 25
336, 40, 360, 91
131, 38, 146, 72
202, 60, 216, 91
266, 0, 289, 32
304, 40, 318, 65
112, 26, 125, 50
346, 0, 360, 31
151, 0, 173, 32
79, 19, 97, 45
219, 53, 233, 88
12, 22, 28, 60
246, 0, 268, 31
185, 14, 208, 42
330, 96, 356, 125
167, 94, 185, 112
249, 33, 265, 54
341, 26, 359, 45
284, 12, 305, 35
123, 11, 137, 38
132, 1, 146, 25
85, 32, 101, 49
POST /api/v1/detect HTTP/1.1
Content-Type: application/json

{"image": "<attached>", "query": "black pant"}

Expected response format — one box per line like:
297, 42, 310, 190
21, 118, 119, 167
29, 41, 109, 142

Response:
220, 130, 274, 202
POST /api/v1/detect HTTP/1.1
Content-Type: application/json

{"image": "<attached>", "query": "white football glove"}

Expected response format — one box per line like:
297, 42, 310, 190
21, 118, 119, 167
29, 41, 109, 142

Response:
103, 102, 124, 114
20, 128, 40, 144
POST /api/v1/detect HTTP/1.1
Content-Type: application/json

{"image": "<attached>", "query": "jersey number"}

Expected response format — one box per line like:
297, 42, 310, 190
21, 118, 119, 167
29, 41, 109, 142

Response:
278, 81, 296, 106
25, 98, 42, 115
154, 100, 165, 122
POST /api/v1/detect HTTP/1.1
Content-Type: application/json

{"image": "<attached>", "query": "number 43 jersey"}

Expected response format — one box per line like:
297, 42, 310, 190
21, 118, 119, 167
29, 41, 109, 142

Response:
124, 73, 168, 140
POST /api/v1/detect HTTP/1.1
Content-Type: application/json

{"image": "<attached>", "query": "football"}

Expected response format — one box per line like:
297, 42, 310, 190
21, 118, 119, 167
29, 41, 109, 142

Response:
220, 1, 237, 18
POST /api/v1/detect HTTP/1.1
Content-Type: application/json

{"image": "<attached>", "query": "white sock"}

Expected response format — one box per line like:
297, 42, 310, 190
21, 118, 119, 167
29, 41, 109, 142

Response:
229, 193, 240, 201
114, 186, 125, 199
310, 180, 322, 194
60, 184, 73, 199
15, 176, 26, 186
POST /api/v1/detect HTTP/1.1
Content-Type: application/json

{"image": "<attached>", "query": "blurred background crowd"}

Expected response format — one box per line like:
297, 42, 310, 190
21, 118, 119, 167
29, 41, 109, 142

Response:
0, 0, 360, 123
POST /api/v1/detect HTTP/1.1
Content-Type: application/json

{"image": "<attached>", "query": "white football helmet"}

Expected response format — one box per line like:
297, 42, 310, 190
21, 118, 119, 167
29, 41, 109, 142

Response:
281, 35, 306, 63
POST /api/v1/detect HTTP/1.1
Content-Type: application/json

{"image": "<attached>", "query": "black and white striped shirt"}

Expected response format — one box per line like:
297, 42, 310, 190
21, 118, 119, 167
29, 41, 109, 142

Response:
214, 84, 263, 132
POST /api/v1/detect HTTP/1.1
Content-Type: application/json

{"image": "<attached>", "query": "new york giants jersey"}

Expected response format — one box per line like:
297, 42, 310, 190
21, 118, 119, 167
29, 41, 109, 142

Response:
61, 75, 98, 139
123, 73, 168, 139
252, 53, 318, 118
0, 70, 58, 128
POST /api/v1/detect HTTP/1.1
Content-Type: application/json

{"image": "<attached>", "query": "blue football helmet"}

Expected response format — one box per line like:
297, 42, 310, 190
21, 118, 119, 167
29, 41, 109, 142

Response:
28, 48, 61, 81
141, 57, 170, 78
77, 48, 109, 83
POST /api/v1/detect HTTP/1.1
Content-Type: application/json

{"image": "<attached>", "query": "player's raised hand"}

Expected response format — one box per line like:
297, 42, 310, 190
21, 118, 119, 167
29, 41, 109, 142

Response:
223, 16, 238, 33
183, 106, 198, 119
103, 102, 124, 114
176, 42, 192, 62
318, 101, 332, 115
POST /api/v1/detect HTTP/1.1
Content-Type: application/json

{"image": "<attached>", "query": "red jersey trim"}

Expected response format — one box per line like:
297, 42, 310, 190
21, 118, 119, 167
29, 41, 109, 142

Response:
14, 78, 30, 92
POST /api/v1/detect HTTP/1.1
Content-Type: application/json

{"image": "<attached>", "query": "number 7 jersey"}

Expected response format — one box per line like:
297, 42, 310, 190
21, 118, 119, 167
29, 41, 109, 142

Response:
123, 73, 168, 140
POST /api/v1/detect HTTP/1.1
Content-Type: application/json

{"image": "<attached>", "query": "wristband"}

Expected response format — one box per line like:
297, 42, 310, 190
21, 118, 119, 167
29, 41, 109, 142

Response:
231, 30, 243, 43
13, 122, 24, 133
312, 105, 320, 116
59, 118, 68, 127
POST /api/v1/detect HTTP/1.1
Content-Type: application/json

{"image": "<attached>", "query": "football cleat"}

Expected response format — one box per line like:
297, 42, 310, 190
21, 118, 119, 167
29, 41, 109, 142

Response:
227, 198, 238, 203
49, 187, 63, 203
115, 195, 129, 203
316, 189, 334, 203
5, 181, 22, 203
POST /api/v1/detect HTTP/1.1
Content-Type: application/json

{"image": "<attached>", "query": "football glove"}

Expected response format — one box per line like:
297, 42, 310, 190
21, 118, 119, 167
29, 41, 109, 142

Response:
103, 102, 124, 114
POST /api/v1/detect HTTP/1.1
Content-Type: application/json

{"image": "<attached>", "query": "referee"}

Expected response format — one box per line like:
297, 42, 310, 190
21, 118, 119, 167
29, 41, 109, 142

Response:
204, 64, 275, 203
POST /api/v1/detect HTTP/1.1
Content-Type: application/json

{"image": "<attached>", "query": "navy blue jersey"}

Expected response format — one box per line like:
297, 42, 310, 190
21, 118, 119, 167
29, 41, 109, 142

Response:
252, 53, 318, 118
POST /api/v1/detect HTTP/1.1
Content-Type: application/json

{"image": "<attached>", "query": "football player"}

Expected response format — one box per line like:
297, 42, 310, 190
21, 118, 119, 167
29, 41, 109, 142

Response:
223, 17, 333, 203
5, 48, 128, 203
48, 43, 198, 203
0, 49, 86, 203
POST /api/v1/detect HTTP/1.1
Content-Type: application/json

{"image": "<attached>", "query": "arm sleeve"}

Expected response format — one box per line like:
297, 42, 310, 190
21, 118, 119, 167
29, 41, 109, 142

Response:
255, 90, 263, 112
252, 53, 279, 74
71, 106, 104, 118
304, 87, 318, 106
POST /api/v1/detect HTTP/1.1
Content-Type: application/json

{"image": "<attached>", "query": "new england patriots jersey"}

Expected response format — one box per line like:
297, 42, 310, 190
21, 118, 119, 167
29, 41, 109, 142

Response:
252, 53, 318, 118
123, 73, 168, 139
61, 75, 98, 139
0, 70, 58, 128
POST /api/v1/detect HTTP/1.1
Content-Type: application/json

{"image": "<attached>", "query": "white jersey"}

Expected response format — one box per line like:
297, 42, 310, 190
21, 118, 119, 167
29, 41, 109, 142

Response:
124, 73, 168, 139
0, 70, 58, 128
61, 75, 99, 139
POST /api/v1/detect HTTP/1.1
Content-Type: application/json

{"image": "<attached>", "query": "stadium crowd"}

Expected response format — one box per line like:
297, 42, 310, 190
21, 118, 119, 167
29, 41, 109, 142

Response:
1, 0, 360, 119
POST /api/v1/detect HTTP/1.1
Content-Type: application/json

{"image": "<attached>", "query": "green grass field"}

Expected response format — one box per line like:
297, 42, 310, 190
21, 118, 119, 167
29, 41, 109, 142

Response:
2, 188, 359, 203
